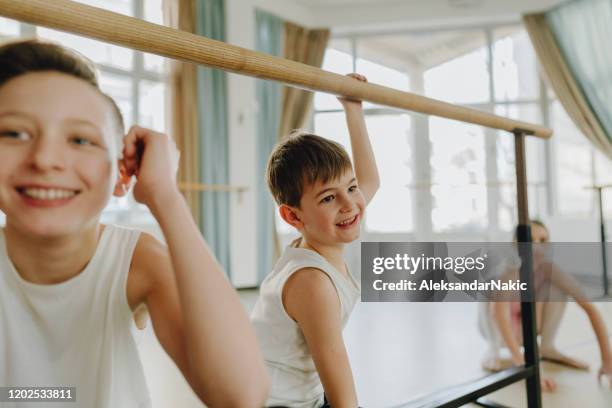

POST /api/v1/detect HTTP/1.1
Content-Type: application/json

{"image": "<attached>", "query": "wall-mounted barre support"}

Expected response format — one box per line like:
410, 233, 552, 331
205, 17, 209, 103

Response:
0, 0, 553, 139
512, 128, 542, 408
586, 184, 612, 297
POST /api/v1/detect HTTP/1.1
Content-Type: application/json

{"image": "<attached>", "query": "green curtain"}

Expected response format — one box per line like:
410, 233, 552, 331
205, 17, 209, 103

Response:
255, 9, 283, 283
547, 0, 612, 145
195, 0, 231, 276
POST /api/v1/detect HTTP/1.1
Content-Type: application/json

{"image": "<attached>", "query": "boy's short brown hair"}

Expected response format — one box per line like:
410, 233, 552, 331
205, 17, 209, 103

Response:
266, 130, 353, 207
0, 39, 124, 136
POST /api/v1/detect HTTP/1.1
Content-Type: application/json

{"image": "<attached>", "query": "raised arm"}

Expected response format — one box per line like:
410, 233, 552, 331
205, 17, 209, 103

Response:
122, 126, 269, 406
339, 74, 380, 205
283, 268, 358, 408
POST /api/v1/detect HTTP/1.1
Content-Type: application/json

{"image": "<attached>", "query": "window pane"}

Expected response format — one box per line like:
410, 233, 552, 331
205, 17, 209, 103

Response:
143, 0, 166, 73
0, 17, 20, 37
551, 100, 594, 217
38, 28, 134, 70
424, 31, 489, 104
143, 53, 166, 73
495, 104, 546, 230
139, 80, 165, 132
144, 0, 163, 23
74, 0, 132, 15
99, 71, 134, 127
356, 36, 410, 109
315, 39, 353, 111
364, 114, 413, 232
430, 118, 487, 232
314, 111, 350, 152
492, 26, 539, 102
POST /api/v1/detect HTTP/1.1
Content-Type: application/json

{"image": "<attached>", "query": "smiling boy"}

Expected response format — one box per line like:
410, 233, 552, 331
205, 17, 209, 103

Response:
0, 39, 268, 407
251, 73, 379, 408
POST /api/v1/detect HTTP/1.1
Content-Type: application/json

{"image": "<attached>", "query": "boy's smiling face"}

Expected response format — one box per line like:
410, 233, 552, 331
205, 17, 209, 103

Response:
0, 72, 120, 238
283, 169, 365, 246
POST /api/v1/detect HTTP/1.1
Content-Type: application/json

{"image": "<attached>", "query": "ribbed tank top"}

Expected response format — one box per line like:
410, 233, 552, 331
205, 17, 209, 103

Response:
0, 224, 150, 408
251, 241, 360, 408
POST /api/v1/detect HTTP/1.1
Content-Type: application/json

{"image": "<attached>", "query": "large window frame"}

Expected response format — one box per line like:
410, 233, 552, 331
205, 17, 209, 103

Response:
312, 22, 609, 241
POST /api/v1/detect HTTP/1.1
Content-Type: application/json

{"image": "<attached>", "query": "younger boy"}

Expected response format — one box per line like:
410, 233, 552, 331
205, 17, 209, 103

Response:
251, 73, 379, 407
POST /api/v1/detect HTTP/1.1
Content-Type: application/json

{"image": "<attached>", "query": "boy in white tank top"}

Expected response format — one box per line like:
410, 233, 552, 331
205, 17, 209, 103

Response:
251, 73, 380, 407
0, 39, 269, 407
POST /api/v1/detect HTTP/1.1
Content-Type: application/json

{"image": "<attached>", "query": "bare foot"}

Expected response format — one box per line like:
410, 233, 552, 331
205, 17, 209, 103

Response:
541, 348, 589, 370
541, 376, 557, 392
598, 366, 612, 388
481, 355, 514, 372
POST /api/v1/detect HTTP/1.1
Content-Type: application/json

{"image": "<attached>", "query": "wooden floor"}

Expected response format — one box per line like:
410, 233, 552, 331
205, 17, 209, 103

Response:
138, 290, 612, 407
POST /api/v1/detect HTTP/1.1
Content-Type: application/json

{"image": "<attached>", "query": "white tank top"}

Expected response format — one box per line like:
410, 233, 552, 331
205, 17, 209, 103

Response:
251, 241, 360, 408
0, 224, 151, 408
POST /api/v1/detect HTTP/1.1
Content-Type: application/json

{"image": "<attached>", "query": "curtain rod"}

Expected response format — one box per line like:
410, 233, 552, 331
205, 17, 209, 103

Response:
0, 0, 552, 139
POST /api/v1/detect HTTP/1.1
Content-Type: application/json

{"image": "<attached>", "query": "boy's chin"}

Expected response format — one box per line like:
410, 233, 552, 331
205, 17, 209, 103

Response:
8, 216, 95, 239
338, 230, 361, 243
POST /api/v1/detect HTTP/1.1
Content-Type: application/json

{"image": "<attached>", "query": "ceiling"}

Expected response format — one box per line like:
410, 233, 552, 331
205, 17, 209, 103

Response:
292, 0, 569, 30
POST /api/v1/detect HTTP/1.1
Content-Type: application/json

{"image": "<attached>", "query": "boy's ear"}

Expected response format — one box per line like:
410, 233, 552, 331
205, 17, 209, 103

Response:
279, 204, 304, 229
113, 161, 133, 197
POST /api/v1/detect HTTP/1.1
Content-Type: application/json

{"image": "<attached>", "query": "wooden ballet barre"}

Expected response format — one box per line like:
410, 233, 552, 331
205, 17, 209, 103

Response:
0, 0, 552, 139
586, 184, 612, 190
405, 180, 548, 188
178, 182, 248, 193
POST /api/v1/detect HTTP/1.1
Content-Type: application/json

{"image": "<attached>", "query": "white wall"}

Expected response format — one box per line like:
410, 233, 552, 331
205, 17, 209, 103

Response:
225, 0, 314, 287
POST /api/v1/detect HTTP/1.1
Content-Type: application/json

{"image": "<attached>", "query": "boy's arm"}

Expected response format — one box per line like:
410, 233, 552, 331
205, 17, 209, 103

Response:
491, 302, 524, 365
123, 126, 269, 407
283, 268, 358, 408
340, 74, 380, 205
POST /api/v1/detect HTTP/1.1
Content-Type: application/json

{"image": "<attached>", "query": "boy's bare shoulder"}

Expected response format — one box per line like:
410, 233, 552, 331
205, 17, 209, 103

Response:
132, 232, 169, 268
282, 267, 341, 321
285, 267, 335, 295
127, 232, 172, 309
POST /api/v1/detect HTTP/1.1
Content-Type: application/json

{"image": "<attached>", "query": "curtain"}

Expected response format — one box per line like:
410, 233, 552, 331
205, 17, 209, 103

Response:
278, 22, 330, 139
255, 10, 283, 283
523, 1, 612, 159
163, 0, 201, 225
195, 0, 231, 275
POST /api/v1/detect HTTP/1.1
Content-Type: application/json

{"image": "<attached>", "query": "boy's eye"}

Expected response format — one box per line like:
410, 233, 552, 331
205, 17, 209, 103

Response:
70, 136, 95, 146
348, 185, 357, 193
321, 195, 335, 204
0, 130, 31, 141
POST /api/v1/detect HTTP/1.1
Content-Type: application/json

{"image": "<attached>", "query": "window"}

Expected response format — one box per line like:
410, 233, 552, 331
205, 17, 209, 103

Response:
551, 100, 594, 217
0, 0, 167, 227
429, 119, 487, 232
313, 25, 555, 237
424, 32, 489, 105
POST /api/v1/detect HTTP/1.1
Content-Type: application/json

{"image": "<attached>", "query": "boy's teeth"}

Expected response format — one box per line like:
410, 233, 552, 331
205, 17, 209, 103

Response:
23, 188, 76, 200
338, 216, 356, 225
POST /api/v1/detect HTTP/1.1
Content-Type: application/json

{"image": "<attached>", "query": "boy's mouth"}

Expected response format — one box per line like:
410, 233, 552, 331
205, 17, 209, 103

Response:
336, 214, 359, 228
16, 186, 80, 205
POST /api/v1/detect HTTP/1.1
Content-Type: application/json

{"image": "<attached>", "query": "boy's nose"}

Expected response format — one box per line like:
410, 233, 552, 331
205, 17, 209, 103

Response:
338, 195, 355, 213
28, 138, 66, 171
